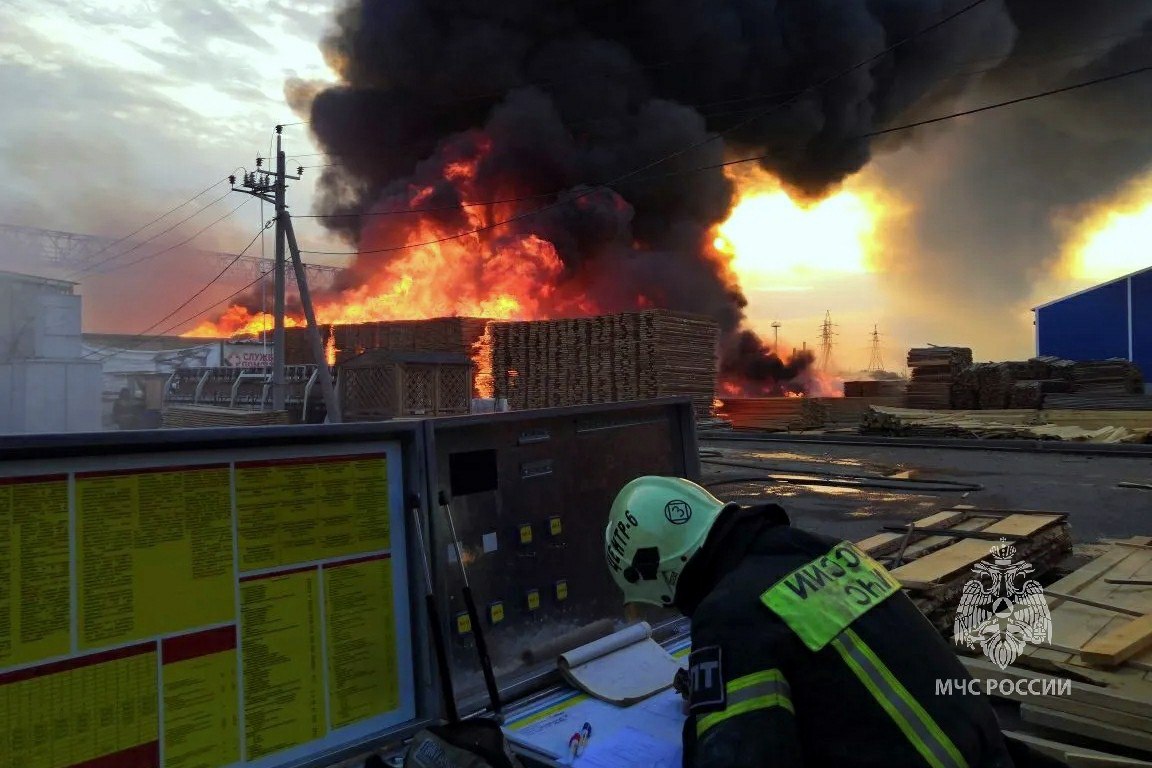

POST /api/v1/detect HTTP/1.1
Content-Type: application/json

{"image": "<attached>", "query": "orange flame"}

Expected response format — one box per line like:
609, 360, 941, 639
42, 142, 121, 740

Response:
472, 323, 495, 399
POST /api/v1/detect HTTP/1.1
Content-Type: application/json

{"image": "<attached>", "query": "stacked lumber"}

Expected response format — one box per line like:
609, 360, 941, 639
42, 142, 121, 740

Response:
843, 379, 907, 398
1044, 394, 1152, 411
906, 347, 972, 409
162, 405, 290, 428
854, 506, 1072, 632
976, 363, 1014, 409
492, 310, 718, 418
1010, 380, 1043, 409
951, 368, 980, 410
860, 406, 1152, 443
799, 396, 905, 429
1070, 359, 1144, 395
959, 537, 1152, 758
861, 406, 1039, 438
716, 397, 805, 430
286, 317, 492, 365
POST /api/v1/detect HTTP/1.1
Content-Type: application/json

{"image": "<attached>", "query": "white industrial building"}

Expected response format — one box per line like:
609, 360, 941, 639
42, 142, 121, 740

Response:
0, 270, 102, 434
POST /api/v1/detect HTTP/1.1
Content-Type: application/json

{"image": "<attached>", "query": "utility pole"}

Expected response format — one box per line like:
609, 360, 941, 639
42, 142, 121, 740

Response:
868, 324, 885, 372
272, 127, 286, 411
229, 125, 342, 423
771, 320, 781, 352
819, 310, 836, 372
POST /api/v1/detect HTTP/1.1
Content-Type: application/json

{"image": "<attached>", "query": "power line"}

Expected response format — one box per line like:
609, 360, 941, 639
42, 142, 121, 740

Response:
62, 179, 228, 278
67, 189, 235, 278
300, 57, 1149, 255
93, 198, 254, 275
299, 0, 991, 255
82, 226, 270, 360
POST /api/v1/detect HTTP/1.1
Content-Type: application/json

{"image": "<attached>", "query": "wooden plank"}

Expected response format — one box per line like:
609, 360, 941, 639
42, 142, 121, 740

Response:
898, 516, 996, 562
1081, 613, 1152, 667
1021, 705, 1152, 753
960, 657, 1152, 718
855, 510, 969, 555
1047, 590, 1145, 617
1003, 731, 1152, 767
890, 514, 1063, 585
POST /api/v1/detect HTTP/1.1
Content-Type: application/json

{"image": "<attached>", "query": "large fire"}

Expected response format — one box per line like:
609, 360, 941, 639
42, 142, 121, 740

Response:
712, 165, 880, 287
1062, 173, 1152, 284
185, 142, 875, 399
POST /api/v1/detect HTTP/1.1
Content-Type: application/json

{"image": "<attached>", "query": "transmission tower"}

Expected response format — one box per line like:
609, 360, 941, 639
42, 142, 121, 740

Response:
818, 310, 836, 371
771, 320, 781, 351
867, 324, 885, 372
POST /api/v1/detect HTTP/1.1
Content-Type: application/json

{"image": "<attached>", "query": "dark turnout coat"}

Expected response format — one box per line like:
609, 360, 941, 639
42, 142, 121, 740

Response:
673, 504, 1035, 768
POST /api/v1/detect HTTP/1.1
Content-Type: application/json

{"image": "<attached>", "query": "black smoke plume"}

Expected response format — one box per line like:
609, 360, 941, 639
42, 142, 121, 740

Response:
297, 0, 1151, 387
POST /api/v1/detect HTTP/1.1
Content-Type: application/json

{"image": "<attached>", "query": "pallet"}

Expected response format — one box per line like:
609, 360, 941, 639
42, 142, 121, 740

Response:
855, 506, 1072, 631
956, 538, 1152, 757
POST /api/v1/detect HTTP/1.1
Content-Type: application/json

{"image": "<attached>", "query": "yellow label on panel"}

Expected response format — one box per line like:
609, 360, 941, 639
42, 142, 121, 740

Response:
235, 456, 391, 571
241, 568, 325, 761
0, 475, 71, 669
324, 556, 400, 729
456, 613, 472, 635
488, 602, 505, 624
549, 517, 562, 536
555, 580, 568, 602
518, 525, 533, 545
0, 643, 159, 768
526, 590, 541, 611
75, 467, 235, 650
162, 627, 240, 768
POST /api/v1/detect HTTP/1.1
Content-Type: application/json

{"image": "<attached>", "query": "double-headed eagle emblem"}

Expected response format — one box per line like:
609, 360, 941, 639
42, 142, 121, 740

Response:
953, 538, 1052, 669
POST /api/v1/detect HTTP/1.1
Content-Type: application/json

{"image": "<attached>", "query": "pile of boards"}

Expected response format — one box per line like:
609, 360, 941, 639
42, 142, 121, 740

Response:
1044, 394, 1152, 411
905, 347, 972, 409
490, 310, 719, 419
716, 397, 806, 430
286, 317, 492, 365
717, 396, 903, 431
854, 506, 1073, 633
950, 356, 1144, 410
161, 404, 290, 428
860, 405, 1152, 443
844, 379, 907, 398
959, 537, 1152, 762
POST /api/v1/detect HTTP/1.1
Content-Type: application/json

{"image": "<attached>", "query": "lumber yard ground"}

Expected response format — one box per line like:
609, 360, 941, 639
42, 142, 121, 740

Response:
699, 436, 1150, 550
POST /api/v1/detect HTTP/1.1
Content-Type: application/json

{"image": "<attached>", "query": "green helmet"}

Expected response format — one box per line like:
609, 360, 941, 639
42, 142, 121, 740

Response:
604, 476, 728, 607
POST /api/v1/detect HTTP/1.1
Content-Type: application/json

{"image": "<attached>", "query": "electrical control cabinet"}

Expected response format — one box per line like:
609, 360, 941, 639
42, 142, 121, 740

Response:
423, 398, 700, 711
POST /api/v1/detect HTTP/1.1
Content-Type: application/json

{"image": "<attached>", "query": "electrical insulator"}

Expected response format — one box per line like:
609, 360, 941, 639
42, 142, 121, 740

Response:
255, 157, 263, 168
297, 166, 304, 175
228, 175, 236, 186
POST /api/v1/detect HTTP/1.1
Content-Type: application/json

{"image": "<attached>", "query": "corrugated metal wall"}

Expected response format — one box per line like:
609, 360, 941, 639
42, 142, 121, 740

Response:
1036, 267, 1151, 392
1132, 269, 1152, 381
1036, 279, 1128, 360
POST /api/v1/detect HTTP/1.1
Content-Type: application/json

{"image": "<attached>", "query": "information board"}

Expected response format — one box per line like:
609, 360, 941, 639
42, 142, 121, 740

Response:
0, 441, 415, 768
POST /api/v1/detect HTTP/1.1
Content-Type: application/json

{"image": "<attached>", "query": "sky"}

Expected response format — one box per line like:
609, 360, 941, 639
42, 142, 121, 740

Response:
0, 0, 1140, 373
0, 0, 342, 253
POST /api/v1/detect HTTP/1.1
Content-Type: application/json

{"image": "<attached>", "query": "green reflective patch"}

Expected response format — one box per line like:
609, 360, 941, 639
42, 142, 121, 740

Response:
760, 541, 901, 651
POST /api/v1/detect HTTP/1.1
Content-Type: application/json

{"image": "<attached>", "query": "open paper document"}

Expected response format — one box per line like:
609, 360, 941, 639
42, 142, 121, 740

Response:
558, 622, 684, 705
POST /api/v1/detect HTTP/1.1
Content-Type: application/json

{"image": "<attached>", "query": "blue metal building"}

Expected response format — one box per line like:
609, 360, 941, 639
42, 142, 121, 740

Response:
1033, 265, 1152, 391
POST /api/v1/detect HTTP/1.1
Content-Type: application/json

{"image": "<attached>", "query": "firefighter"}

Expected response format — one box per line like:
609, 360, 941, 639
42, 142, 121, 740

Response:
603, 476, 1065, 768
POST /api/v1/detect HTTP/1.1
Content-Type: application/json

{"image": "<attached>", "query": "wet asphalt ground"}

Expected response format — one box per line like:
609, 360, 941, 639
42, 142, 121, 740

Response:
699, 438, 1152, 548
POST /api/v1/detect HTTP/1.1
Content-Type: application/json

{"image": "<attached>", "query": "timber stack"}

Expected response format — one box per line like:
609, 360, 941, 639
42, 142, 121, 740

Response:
162, 404, 290, 428
854, 506, 1072, 633
905, 347, 972, 409
844, 379, 907, 398
491, 309, 719, 418
286, 317, 492, 365
957, 536, 1152, 761
1068, 359, 1144, 395
715, 397, 806, 431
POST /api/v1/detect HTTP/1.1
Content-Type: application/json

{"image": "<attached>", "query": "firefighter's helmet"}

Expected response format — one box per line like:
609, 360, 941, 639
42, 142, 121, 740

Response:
604, 476, 729, 606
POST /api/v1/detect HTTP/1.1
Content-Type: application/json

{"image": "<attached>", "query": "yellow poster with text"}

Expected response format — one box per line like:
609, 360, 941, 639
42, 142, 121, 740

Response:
241, 568, 325, 761
162, 626, 240, 768
0, 475, 70, 669
324, 555, 399, 728
76, 466, 235, 650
